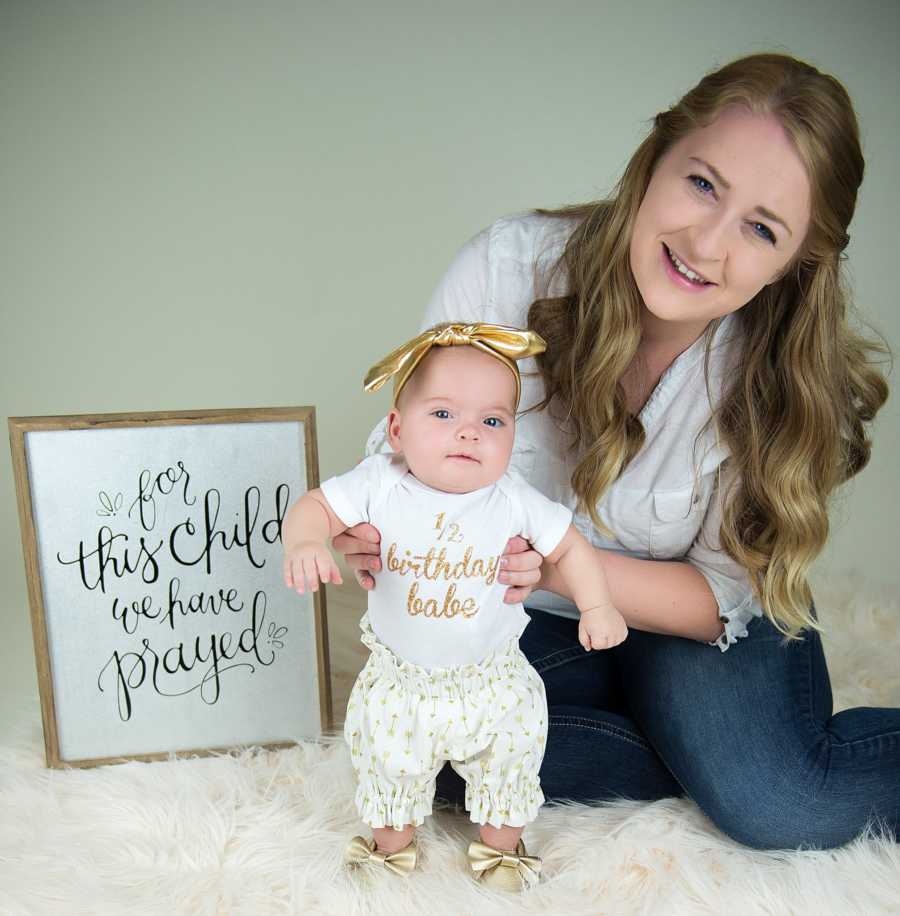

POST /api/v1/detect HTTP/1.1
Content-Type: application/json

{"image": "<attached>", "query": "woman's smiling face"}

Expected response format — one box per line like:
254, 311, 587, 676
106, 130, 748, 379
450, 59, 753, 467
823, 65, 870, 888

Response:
629, 105, 812, 345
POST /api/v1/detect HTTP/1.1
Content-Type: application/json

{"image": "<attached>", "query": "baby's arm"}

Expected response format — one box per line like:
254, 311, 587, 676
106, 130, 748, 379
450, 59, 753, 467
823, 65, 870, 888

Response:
544, 525, 628, 650
282, 489, 348, 594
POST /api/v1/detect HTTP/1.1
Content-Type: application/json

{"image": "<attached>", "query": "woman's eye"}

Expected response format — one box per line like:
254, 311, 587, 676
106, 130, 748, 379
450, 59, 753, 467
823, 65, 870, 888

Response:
688, 174, 715, 195
432, 409, 450, 419
689, 175, 777, 244
483, 417, 504, 428
750, 222, 776, 244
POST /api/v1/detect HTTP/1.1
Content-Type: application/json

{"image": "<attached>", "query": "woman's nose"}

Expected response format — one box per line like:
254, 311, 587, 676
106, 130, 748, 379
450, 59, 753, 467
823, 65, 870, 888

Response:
688, 211, 729, 264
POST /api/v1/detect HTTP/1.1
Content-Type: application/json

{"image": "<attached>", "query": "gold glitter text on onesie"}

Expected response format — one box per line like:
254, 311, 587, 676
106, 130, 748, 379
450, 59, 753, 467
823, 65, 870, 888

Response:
386, 514, 502, 620
406, 580, 478, 618
385, 544, 499, 585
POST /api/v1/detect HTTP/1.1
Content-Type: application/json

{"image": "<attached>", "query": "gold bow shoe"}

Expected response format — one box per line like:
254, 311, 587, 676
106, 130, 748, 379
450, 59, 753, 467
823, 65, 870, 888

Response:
467, 839, 542, 891
344, 835, 418, 877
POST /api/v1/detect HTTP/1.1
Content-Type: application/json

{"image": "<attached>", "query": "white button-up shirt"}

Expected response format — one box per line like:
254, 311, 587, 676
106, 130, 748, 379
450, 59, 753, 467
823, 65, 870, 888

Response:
366, 211, 763, 651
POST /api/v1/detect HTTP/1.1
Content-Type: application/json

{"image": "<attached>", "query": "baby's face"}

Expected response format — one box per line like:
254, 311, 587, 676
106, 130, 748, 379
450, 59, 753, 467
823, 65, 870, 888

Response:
386, 346, 516, 493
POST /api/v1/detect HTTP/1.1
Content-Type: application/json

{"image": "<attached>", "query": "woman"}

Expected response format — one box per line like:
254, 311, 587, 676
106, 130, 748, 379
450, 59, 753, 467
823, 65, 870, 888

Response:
336, 52, 898, 851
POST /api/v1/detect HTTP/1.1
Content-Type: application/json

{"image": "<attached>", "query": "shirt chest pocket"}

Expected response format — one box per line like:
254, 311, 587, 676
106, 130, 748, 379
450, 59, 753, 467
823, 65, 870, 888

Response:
649, 484, 706, 559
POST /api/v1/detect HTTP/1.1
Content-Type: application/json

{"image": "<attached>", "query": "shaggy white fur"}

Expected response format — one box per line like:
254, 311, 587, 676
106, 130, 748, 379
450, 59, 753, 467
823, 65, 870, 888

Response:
2, 571, 899, 915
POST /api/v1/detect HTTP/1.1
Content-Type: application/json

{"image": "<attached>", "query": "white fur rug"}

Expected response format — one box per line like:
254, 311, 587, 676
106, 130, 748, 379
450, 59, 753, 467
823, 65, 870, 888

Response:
2, 571, 899, 916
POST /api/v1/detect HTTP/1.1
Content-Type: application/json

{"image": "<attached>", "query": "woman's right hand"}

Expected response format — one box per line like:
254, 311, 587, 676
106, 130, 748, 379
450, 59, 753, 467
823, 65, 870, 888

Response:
332, 523, 383, 589
499, 536, 543, 604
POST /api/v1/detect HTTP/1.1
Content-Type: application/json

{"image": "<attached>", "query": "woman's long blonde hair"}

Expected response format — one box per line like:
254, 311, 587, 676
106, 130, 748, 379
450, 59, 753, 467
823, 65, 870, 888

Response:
528, 53, 891, 638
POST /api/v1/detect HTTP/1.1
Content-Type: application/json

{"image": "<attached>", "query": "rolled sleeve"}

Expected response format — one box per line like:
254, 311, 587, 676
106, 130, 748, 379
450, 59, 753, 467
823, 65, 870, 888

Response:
686, 462, 763, 652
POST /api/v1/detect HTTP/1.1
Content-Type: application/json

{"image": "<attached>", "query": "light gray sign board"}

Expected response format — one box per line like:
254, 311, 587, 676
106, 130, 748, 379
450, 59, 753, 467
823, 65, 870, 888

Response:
9, 408, 330, 767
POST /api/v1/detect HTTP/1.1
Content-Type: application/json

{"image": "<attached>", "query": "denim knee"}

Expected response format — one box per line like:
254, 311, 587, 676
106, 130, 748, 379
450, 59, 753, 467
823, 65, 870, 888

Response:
702, 786, 872, 851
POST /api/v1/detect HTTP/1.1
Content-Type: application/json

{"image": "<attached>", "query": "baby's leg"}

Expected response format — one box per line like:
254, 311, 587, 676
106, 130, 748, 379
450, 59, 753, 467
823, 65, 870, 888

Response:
453, 653, 549, 838
343, 641, 442, 849
479, 823, 522, 852
454, 652, 549, 890
372, 824, 416, 853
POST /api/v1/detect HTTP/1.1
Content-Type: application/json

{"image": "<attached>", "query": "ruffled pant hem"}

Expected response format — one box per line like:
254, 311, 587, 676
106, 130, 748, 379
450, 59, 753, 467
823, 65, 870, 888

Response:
354, 781, 435, 829
464, 780, 545, 829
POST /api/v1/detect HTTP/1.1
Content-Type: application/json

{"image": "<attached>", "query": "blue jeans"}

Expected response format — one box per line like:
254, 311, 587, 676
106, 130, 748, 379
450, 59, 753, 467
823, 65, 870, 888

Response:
436, 606, 900, 850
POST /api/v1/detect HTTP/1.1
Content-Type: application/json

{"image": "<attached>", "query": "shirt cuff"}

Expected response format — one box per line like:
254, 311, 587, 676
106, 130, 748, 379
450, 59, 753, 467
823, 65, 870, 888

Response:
707, 592, 763, 652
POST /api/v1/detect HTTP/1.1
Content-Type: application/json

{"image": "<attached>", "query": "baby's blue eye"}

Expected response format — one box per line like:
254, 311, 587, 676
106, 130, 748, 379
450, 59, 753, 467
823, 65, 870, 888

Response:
432, 409, 450, 419
483, 417, 504, 428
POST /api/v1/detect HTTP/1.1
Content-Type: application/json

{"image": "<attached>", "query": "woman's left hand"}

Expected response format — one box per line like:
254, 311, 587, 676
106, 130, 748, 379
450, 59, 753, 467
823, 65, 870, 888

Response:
499, 536, 543, 604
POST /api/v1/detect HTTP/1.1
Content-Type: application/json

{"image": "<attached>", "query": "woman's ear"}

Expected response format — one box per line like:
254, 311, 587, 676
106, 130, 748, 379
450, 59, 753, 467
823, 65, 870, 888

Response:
386, 408, 402, 453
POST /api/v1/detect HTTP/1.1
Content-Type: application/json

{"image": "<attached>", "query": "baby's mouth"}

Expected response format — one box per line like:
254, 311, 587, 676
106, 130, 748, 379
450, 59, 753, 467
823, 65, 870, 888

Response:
447, 453, 479, 463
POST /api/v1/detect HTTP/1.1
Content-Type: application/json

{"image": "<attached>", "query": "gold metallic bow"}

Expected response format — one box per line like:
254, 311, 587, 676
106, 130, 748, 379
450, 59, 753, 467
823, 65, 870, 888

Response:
363, 322, 546, 408
467, 839, 542, 891
344, 835, 418, 877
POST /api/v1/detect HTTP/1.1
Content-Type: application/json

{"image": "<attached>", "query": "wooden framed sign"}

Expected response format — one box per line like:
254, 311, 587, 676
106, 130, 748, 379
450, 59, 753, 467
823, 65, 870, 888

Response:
8, 407, 332, 768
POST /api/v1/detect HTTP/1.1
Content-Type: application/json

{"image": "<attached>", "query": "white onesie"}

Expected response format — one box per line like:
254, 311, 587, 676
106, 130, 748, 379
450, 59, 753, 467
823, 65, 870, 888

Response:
321, 452, 573, 668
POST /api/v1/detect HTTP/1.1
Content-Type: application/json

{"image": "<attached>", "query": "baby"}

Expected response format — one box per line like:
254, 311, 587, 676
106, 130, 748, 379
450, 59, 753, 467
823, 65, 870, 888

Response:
281, 322, 627, 891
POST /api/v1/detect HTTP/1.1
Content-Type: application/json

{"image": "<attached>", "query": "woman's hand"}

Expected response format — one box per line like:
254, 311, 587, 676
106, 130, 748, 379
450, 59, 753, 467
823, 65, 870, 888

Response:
499, 536, 543, 604
332, 523, 383, 590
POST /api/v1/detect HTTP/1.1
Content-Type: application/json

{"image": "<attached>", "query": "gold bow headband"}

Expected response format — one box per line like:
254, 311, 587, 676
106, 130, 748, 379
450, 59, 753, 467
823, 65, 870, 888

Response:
363, 322, 546, 408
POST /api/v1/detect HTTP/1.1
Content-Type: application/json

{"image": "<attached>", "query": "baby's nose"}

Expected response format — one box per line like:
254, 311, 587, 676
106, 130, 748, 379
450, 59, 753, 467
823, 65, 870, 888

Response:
456, 424, 479, 440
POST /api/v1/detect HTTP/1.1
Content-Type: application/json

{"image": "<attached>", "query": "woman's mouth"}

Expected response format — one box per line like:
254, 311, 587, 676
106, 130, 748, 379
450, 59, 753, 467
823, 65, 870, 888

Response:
662, 244, 715, 289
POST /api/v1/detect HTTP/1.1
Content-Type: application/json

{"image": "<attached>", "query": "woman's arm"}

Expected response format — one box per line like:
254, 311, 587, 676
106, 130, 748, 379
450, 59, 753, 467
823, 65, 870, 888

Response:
540, 548, 724, 643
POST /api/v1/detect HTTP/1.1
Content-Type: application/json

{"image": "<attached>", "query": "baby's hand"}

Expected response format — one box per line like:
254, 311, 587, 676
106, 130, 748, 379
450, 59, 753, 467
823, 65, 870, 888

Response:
283, 540, 343, 594
578, 605, 628, 651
